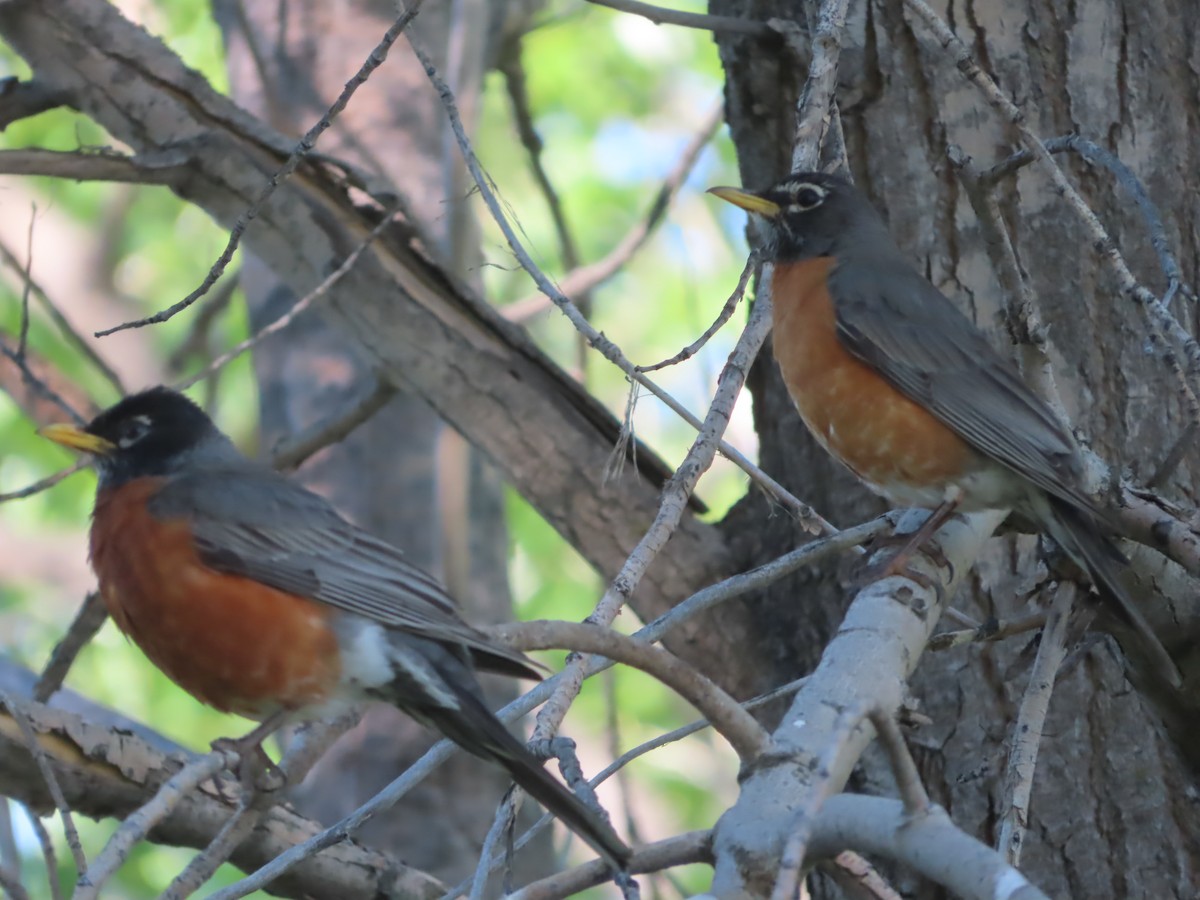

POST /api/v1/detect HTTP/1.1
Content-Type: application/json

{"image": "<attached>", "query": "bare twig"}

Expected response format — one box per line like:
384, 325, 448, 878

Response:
947, 146, 1065, 418
466, 788, 519, 900
584, 0, 776, 37
790, 0, 848, 172
997, 583, 1075, 866
1145, 422, 1196, 490
73, 749, 235, 900
94, 1, 426, 337
23, 811, 63, 900
551, 289, 776, 738
503, 831, 712, 900
0, 802, 16, 881
0, 147, 189, 185
0, 460, 87, 504
505, 101, 725, 321
494, 620, 769, 761
867, 710, 930, 816
0, 341, 85, 425
270, 380, 397, 470
609, 676, 806, 786
159, 793, 269, 900
531, 736, 613, 848
826, 851, 903, 900
0, 864, 30, 900
34, 593, 108, 703
637, 252, 755, 373
1117, 486, 1200, 579
165, 276, 240, 372
983, 135, 1189, 300
713, 503, 1008, 894
637, 516, 888, 646
499, 45, 582, 285
15, 207, 35, 360
159, 714, 359, 900
929, 608, 1047, 651
0, 240, 125, 396
174, 203, 408, 391
0, 693, 86, 873
602, 668, 634, 849
206, 735, 465, 899
0, 700, 427, 899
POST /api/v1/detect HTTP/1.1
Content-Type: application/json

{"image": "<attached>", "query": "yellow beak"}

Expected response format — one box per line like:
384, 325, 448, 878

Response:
39, 424, 115, 455
707, 186, 782, 218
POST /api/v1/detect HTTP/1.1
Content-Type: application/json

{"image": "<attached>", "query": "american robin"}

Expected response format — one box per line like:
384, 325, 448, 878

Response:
40, 387, 629, 866
709, 171, 1180, 688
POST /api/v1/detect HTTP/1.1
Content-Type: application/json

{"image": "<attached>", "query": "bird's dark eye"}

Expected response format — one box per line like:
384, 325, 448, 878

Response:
793, 185, 826, 210
115, 415, 153, 448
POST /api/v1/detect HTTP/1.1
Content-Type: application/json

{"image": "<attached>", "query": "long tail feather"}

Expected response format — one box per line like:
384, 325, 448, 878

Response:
1043, 498, 1181, 688
429, 688, 631, 867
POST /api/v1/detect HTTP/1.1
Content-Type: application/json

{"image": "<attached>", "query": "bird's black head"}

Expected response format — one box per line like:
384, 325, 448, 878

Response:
41, 387, 231, 488
708, 171, 889, 262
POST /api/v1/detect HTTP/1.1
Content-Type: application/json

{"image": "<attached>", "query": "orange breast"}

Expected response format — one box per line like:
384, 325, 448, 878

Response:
89, 478, 342, 719
771, 258, 977, 504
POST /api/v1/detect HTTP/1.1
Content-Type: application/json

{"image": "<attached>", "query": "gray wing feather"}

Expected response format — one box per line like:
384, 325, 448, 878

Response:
830, 260, 1097, 513
147, 467, 538, 677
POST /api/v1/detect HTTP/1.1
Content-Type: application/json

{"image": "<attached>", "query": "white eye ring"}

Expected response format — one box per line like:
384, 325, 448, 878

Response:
789, 182, 827, 211
117, 415, 153, 448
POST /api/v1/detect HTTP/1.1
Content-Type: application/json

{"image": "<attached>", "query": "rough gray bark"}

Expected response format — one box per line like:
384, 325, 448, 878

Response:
0, 697, 442, 900
713, 0, 1200, 896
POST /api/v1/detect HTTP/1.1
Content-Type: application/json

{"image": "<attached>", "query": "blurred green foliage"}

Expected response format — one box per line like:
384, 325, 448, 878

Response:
0, 1, 752, 896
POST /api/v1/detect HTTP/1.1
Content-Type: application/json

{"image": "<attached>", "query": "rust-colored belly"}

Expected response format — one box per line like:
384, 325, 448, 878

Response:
90, 478, 342, 719
771, 258, 977, 504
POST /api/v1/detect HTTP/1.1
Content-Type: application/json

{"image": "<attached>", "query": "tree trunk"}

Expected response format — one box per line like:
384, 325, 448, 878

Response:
712, 0, 1200, 895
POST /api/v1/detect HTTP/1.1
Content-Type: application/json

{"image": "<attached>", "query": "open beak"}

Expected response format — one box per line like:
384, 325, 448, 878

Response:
707, 186, 782, 218
39, 424, 115, 455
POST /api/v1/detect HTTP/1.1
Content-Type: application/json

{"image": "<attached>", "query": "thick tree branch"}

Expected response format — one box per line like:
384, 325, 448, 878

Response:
710, 509, 1008, 896
0, 148, 189, 185
0, 78, 67, 129
585, 0, 776, 37
0, 699, 444, 899
493, 620, 770, 761
33, 593, 107, 703
808, 795, 1049, 900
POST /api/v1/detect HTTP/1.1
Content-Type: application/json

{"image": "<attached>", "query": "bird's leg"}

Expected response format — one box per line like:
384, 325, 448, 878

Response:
861, 494, 961, 589
211, 710, 288, 794
885, 495, 960, 573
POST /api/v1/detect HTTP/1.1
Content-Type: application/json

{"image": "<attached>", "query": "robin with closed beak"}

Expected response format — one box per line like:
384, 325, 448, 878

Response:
40, 387, 629, 866
709, 171, 1179, 688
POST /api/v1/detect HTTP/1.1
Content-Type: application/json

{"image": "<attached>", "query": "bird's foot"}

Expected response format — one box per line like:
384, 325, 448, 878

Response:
854, 554, 939, 594
215, 737, 288, 794
212, 712, 288, 795
852, 535, 953, 609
